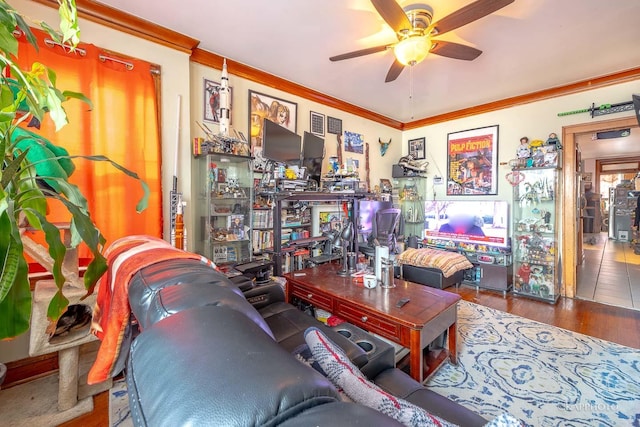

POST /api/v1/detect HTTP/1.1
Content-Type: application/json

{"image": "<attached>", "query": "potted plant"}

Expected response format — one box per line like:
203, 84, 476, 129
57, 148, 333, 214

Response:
0, 0, 148, 340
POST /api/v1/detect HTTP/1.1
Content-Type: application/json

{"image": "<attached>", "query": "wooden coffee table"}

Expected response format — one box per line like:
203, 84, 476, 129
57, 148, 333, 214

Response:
284, 264, 461, 382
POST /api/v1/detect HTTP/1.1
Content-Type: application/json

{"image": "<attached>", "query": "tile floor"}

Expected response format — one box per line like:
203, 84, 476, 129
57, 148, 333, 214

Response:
576, 232, 640, 309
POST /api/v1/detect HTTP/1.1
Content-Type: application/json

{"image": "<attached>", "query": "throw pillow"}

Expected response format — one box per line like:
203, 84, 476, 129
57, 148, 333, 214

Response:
304, 327, 456, 427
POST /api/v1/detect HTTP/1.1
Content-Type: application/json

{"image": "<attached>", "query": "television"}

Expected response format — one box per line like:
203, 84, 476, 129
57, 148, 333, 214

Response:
302, 131, 325, 183
423, 200, 509, 248
262, 119, 301, 165
633, 94, 640, 126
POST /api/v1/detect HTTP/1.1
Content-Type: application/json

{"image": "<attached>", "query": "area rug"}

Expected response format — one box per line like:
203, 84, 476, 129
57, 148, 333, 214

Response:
425, 301, 640, 426
109, 379, 133, 427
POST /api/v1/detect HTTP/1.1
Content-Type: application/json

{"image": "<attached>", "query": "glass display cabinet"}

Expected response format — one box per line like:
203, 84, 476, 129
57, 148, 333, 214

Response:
394, 176, 426, 239
195, 153, 253, 266
512, 166, 561, 303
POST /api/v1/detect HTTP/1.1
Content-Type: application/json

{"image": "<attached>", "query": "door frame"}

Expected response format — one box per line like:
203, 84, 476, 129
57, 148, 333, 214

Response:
561, 116, 639, 297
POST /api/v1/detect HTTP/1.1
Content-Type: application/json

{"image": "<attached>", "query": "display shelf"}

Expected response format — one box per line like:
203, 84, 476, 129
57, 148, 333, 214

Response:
269, 192, 364, 276
393, 176, 426, 239
195, 153, 253, 265
512, 167, 561, 303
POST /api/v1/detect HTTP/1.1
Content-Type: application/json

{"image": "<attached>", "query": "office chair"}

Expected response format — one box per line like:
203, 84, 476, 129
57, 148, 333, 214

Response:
359, 208, 403, 259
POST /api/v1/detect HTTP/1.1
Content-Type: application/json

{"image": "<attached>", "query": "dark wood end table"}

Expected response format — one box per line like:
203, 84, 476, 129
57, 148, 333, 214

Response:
284, 264, 461, 382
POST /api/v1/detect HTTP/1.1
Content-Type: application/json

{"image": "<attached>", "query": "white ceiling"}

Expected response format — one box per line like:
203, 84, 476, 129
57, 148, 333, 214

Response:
577, 126, 640, 160
98, 0, 640, 123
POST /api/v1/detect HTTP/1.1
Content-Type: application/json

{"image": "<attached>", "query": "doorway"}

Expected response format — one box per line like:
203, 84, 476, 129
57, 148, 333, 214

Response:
562, 116, 640, 309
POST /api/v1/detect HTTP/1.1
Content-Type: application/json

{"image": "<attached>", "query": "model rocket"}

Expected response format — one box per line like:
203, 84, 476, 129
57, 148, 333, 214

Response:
218, 58, 231, 136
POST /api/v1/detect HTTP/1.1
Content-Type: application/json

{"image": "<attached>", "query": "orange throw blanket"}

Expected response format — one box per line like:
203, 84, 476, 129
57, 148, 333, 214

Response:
87, 235, 211, 385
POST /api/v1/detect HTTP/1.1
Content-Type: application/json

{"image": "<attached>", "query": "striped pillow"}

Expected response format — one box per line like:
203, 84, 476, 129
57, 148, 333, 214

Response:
396, 248, 473, 278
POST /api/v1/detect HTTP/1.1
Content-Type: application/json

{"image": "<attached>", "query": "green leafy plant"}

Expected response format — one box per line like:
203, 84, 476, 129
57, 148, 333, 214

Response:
0, 0, 149, 339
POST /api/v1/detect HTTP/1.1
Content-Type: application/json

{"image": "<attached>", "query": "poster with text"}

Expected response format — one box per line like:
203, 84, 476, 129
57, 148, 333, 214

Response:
447, 125, 499, 195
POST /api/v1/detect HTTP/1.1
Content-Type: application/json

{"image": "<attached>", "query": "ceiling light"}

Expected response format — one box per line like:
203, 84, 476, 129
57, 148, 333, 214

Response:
394, 36, 431, 66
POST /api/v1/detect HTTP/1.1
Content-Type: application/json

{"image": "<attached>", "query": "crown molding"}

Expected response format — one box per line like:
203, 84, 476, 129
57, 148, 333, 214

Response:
31, 0, 199, 54
404, 66, 640, 130
191, 48, 404, 130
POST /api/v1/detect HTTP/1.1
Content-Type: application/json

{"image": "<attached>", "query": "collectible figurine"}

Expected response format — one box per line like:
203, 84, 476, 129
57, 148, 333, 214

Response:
218, 59, 231, 137
518, 262, 532, 284
529, 139, 544, 149
545, 132, 562, 149
517, 137, 531, 159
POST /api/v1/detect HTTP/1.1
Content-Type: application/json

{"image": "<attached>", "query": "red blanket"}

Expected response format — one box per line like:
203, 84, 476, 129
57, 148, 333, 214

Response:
87, 236, 207, 385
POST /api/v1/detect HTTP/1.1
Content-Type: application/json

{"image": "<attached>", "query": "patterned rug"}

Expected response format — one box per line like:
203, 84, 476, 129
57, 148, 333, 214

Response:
425, 301, 640, 426
109, 379, 133, 427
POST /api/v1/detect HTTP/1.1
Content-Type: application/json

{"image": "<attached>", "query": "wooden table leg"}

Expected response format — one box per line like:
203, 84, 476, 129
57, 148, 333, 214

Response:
448, 322, 458, 365
409, 329, 423, 382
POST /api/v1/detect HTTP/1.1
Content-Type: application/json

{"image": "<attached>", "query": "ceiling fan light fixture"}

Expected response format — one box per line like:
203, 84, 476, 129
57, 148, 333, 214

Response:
394, 36, 431, 66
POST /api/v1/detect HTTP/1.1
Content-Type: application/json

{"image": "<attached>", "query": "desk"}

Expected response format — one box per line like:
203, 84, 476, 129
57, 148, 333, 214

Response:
285, 264, 460, 382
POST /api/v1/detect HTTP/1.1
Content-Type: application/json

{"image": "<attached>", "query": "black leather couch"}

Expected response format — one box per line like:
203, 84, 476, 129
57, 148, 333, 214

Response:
125, 259, 486, 426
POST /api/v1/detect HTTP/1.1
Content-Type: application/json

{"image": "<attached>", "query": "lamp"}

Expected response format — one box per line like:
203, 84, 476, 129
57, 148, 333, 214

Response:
337, 221, 354, 277
394, 36, 431, 66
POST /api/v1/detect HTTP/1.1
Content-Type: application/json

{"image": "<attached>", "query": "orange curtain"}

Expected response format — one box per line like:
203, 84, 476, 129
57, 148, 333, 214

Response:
15, 29, 162, 261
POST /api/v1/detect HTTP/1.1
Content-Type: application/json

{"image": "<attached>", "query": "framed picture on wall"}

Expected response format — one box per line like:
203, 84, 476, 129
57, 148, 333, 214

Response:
408, 137, 426, 159
248, 90, 297, 155
310, 111, 325, 136
203, 79, 233, 123
446, 125, 499, 196
327, 116, 342, 135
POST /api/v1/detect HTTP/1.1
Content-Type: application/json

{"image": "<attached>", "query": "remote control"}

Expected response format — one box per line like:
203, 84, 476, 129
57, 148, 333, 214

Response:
396, 298, 410, 308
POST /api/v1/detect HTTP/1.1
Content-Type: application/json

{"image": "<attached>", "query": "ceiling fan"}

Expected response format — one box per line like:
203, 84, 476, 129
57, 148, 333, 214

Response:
330, 0, 514, 82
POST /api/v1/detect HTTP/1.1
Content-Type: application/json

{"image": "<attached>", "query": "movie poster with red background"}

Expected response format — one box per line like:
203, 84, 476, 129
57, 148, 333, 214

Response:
447, 125, 499, 195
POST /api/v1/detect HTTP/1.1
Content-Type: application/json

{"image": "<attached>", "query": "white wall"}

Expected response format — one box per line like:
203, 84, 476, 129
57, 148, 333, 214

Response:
583, 158, 596, 177
403, 80, 640, 204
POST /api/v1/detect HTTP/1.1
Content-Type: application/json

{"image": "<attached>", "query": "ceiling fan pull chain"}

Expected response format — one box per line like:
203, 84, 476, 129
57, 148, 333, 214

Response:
409, 65, 415, 120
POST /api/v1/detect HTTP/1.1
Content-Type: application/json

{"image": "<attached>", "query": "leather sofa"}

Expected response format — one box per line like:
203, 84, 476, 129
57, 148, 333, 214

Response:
125, 258, 486, 426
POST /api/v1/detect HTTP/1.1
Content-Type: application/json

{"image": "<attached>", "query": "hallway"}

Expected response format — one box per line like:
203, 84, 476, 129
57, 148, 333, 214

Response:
576, 232, 640, 309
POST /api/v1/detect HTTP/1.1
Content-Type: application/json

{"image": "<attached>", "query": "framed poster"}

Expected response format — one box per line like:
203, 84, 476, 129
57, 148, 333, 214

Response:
248, 90, 297, 154
447, 125, 499, 196
408, 137, 426, 160
327, 116, 342, 135
204, 79, 232, 123
310, 111, 325, 136
343, 131, 364, 154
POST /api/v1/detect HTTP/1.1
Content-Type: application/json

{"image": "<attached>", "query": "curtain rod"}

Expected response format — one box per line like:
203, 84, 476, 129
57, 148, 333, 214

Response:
12, 30, 160, 75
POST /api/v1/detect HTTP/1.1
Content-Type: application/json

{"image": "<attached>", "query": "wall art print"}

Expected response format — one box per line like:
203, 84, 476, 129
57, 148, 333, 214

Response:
248, 90, 297, 156
447, 125, 499, 196
343, 130, 364, 154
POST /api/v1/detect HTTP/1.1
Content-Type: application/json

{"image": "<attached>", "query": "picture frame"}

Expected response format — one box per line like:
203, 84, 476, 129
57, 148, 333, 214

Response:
582, 172, 593, 182
343, 131, 364, 154
408, 137, 426, 160
248, 90, 297, 155
446, 125, 499, 196
203, 78, 233, 123
327, 116, 342, 135
310, 111, 325, 136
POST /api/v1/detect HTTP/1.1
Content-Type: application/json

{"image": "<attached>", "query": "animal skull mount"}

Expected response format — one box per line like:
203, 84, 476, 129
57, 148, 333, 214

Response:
379, 138, 391, 156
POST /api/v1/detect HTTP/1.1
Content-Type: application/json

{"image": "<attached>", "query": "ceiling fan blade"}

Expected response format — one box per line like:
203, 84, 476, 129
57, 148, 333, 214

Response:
329, 45, 390, 62
430, 40, 482, 60
429, 0, 514, 36
385, 59, 405, 83
371, 0, 412, 34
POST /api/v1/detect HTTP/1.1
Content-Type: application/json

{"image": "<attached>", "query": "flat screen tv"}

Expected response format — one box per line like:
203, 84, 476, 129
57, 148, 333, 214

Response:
262, 119, 301, 165
302, 131, 325, 183
633, 94, 640, 126
423, 200, 509, 248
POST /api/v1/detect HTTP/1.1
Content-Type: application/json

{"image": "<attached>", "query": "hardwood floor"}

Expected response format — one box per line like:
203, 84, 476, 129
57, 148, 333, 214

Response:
12, 285, 640, 427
